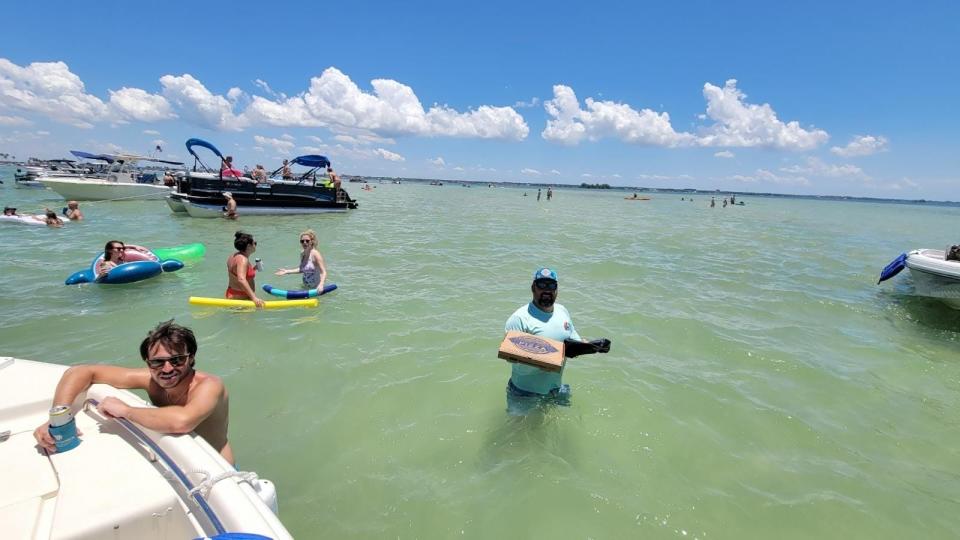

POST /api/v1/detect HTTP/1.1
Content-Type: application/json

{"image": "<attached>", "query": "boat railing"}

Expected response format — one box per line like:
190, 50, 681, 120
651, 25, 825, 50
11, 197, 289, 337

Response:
82, 398, 227, 535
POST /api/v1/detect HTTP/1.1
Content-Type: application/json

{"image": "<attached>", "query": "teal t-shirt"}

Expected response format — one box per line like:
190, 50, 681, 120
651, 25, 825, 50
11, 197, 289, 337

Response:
504, 302, 581, 394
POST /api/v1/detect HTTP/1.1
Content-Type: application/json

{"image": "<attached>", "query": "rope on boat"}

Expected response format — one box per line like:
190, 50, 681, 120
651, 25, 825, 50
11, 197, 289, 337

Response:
188, 469, 261, 499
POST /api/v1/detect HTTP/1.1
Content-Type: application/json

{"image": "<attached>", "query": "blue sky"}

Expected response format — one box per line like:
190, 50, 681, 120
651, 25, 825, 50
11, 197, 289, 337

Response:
1, 0, 957, 199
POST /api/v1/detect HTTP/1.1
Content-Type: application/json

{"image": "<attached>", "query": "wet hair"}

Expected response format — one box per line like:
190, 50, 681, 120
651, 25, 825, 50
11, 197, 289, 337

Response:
3, 207, 14, 215
234, 230, 255, 251
300, 229, 317, 246
45, 210, 58, 220
139, 319, 198, 360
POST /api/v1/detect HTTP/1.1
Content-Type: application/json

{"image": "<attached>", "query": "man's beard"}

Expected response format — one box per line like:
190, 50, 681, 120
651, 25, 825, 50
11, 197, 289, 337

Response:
537, 292, 555, 308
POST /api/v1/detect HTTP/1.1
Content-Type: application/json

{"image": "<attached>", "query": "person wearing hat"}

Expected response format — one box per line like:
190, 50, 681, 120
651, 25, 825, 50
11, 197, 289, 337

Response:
503, 267, 610, 414
222, 192, 237, 220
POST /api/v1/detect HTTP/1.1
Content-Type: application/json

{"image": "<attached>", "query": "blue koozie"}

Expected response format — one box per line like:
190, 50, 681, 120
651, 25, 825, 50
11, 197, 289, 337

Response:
49, 405, 81, 452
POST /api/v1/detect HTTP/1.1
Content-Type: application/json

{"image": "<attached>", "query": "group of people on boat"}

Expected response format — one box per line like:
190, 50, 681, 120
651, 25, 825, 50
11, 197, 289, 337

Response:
219, 156, 341, 191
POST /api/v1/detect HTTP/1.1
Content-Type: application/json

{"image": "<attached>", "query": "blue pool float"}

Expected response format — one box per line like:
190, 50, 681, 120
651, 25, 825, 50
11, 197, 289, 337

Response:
262, 283, 337, 299
66, 245, 185, 285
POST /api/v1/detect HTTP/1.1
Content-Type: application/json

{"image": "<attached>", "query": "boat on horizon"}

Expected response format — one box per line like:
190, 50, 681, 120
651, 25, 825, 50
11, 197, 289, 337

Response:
0, 356, 293, 539
878, 248, 960, 308
167, 138, 357, 217
38, 151, 183, 201
14, 158, 99, 188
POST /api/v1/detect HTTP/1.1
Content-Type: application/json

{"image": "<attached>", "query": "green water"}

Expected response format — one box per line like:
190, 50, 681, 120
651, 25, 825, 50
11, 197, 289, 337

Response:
2, 168, 959, 539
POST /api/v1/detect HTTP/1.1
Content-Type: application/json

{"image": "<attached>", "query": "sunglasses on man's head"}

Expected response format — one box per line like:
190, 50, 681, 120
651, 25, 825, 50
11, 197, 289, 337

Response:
534, 280, 558, 290
145, 354, 189, 369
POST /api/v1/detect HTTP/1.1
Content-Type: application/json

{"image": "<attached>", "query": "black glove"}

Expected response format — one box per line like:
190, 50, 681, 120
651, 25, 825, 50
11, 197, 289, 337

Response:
564, 338, 612, 358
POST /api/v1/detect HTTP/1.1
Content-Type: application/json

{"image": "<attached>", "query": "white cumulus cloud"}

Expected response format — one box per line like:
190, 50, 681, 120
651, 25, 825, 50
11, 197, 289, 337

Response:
830, 135, 889, 157
714, 150, 735, 158
0, 114, 30, 126
697, 80, 828, 150
253, 135, 295, 153
542, 79, 828, 151
109, 87, 176, 122
521, 168, 542, 175
160, 74, 247, 131
0, 58, 109, 128
542, 85, 694, 147
243, 67, 529, 140
374, 148, 404, 161
429, 157, 446, 167
779, 157, 866, 179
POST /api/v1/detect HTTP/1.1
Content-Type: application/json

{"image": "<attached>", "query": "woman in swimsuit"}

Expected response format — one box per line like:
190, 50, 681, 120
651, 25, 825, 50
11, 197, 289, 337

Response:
226, 231, 265, 308
275, 229, 327, 294
96, 240, 125, 279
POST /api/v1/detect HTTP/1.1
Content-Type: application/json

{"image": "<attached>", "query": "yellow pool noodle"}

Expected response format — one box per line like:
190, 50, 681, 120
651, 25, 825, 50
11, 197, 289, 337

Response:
188, 296, 318, 309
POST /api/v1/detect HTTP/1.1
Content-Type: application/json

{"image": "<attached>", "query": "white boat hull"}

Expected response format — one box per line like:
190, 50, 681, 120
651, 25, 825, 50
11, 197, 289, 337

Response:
182, 198, 349, 218
0, 357, 292, 539
906, 249, 960, 309
166, 193, 188, 213
39, 177, 172, 201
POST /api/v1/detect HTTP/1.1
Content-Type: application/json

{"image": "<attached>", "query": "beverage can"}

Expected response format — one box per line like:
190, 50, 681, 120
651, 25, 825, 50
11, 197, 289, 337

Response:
49, 405, 81, 452
254, 258, 264, 271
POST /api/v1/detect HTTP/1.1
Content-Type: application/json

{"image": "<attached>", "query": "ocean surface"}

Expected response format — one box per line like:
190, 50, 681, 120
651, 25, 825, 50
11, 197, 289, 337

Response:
2, 166, 959, 539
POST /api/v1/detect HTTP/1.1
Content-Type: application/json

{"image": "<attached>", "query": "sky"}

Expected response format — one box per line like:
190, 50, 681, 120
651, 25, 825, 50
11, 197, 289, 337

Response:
1, 0, 957, 199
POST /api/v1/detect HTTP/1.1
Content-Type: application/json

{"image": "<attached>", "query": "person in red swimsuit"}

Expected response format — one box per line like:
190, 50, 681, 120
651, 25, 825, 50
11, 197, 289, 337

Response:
226, 231, 264, 308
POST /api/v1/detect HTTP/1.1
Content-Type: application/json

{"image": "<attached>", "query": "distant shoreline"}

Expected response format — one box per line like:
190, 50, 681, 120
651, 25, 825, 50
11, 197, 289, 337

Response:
353, 175, 960, 207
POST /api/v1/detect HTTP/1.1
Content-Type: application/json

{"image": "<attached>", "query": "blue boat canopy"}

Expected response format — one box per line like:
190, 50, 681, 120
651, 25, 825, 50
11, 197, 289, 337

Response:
70, 150, 115, 163
186, 138, 224, 160
291, 155, 330, 168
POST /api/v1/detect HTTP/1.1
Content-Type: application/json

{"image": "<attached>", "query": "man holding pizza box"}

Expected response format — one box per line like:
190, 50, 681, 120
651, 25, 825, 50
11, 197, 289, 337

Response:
499, 267, 611, 415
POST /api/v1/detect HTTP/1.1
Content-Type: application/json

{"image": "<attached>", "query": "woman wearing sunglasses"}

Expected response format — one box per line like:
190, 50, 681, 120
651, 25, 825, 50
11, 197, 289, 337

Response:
275, 229, 328, 294
96, 240, 125, 279
226, 231, 265, 308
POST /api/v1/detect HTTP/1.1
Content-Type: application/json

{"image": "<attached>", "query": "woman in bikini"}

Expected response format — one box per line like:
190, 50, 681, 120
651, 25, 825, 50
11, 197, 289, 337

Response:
96, 240, 125, 280
226, 231, 265, 308
275, 229, 327, 294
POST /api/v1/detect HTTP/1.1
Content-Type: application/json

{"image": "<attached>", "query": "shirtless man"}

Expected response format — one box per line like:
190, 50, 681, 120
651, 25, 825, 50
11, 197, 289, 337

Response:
223, 192, 237, 220
34, 320, 234, 464
65, 200, 84, 221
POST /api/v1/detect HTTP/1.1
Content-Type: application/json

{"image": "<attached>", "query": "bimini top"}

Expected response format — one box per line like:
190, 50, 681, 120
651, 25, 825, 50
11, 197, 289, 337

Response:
70, 150, 115, 163
69, 150, 183, 166
291, 155, 331, 168
186, 138, 224, 160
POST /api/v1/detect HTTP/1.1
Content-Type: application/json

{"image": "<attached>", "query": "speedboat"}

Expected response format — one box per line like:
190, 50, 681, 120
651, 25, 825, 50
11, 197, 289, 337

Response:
14, 159, 93, 188
168, 138, 357, 217
878, 248, 960, 308
0, 357, 293, 539
39, 151, 183, 201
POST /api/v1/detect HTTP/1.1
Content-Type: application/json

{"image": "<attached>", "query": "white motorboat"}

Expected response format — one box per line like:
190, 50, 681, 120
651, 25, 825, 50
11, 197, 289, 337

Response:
0, 357, 293, 539
39, 152, 182, 201
878, 248, 960, 308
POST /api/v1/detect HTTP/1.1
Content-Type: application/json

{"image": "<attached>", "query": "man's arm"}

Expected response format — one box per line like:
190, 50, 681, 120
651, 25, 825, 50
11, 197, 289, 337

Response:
98, 377, 224, 434
35, 365, 150, 452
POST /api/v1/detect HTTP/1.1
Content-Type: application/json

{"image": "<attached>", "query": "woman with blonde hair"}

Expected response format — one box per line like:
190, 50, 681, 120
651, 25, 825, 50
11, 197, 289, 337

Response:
275, 229, 327, 294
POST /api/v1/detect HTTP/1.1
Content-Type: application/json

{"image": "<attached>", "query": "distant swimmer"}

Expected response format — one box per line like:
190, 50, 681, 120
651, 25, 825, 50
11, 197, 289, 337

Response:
537, 188, 542, 201
222, 192, 237, 220
730, 194, 736, 204
546, 187, 553, 201
44, 209, 64, 228
64, 200, 84, 221
501, 268, 610, 415
33, 320, 236, 464
710, 197, 716, 208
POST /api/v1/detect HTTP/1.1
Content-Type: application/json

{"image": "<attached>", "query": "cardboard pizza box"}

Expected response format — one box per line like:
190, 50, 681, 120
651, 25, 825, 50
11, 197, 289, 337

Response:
498, 331, 566, 372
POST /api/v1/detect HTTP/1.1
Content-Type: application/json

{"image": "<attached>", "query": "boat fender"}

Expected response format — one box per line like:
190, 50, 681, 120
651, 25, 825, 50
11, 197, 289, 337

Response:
877, 253, 907, 284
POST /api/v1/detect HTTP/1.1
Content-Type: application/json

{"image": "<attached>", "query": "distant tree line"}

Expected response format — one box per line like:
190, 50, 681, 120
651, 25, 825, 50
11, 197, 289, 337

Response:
579, 183, 612, 189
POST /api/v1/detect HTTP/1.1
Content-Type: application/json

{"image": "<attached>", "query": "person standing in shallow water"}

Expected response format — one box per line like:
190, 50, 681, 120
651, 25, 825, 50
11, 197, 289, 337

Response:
537, 188, 542, 201
502, 268, 610, 415
226, 231, 264, 308
546, 186, 553, 201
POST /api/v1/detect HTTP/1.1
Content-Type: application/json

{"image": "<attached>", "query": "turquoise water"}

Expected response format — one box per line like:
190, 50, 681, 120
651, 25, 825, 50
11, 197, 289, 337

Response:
2, 167, 959, 539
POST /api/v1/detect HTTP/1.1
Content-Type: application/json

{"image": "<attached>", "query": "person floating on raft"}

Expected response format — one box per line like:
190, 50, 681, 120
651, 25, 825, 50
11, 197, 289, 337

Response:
66, 243, 204, 285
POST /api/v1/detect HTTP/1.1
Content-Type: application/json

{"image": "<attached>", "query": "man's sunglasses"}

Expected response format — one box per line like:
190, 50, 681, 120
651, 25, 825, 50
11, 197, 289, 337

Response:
534, 280, 558, 290
145, 354, 189, 369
